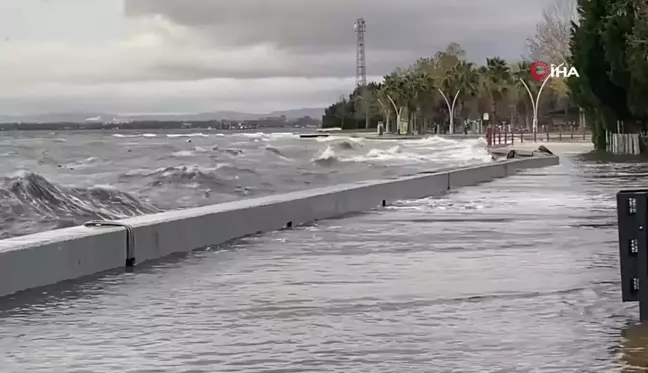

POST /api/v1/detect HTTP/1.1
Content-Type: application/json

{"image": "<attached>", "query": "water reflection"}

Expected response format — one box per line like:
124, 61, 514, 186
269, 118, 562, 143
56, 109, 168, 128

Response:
621, 323, 648, 372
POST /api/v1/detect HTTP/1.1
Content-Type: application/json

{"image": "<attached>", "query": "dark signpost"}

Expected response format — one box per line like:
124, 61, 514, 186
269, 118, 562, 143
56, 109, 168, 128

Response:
617, 190, 648, 321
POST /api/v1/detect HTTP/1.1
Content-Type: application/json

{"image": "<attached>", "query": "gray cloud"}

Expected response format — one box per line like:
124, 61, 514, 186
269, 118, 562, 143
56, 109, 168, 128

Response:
0, 76, 358, 114
0, 0, 556, 114
125, 0, 551, 63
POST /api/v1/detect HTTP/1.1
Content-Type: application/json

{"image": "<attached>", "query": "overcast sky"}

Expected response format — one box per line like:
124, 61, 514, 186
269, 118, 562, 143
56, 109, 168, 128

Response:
0, 0, 555, 115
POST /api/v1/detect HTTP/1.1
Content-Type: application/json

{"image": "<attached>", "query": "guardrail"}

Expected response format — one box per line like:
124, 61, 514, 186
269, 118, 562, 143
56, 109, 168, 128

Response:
487, 128, 591, 147
0, 155, 559, 298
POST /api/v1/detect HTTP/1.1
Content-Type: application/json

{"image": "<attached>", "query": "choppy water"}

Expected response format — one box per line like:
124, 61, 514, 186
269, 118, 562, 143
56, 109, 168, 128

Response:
0, 129, 492, 239
1, 149, 647, 372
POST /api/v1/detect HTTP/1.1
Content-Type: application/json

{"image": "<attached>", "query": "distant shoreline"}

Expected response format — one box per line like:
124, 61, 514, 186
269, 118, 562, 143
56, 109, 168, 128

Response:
0, 121, 318, 131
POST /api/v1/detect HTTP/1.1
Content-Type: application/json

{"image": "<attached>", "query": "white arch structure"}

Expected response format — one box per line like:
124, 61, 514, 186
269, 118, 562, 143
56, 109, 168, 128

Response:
437, 89, 461, 135
518, 76, 552, 133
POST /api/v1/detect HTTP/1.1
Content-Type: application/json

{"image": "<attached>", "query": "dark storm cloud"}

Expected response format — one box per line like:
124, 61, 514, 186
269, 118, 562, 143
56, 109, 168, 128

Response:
125, 0, 552, 59
114, 0, 560, 82
144, 34, 529, 81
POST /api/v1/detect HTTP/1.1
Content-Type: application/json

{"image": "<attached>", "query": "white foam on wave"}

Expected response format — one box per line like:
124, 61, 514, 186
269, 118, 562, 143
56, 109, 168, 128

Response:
166, 133, 209, 138
311, 135, 492, 166
126, 162, 244, 178
348, 145, 430, 163
397, 136, 493, 164
60, 156, 99, 169
171, 146, 211, 158
311, 145, 338, 163
112, 133, 158, 138
240, 132, 296, 141
316, 136, 365, 145
8, 169, 33, 178
241, 132, 266, 139
268, 132, 296, 139
171, 150, 196, 157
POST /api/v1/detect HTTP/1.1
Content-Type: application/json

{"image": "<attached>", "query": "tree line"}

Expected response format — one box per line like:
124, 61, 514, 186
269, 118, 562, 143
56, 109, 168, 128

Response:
568, 0, 648, 149
322, 0, 648, 150
322, 42, 575, 133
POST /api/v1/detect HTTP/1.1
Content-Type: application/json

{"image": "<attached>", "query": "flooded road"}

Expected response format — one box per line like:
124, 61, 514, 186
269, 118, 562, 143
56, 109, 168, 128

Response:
1, 151, 647, 372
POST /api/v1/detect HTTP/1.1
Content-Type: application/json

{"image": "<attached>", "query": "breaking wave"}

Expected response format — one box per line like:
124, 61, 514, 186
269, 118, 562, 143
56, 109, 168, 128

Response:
0, 171, 160, 239
118, 164, 266, 200
311, 136, 492, 166
312, 146, 338, 165
121, 164, 255, 185
113, 133, 215, 138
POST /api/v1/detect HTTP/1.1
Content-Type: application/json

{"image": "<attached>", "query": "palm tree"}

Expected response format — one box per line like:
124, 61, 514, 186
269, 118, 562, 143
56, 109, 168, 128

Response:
375, 87, 390, 132
484, 57, 512, 125
405, 71, 435, 134
512, 61, 538, 130
382, 73, 409, 134
442, 61, 480, 132
456, 61, 480, 96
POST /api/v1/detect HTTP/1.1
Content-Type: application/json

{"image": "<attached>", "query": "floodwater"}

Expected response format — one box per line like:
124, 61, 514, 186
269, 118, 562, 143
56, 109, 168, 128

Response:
0, 147, 646, 372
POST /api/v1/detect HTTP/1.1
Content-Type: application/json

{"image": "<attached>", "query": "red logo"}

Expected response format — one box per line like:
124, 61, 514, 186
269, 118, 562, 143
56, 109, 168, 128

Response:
530, 61, 550, 82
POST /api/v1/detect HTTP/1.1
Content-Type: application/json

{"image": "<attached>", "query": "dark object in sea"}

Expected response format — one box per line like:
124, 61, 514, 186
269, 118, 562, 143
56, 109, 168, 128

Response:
300, 134, 330, 138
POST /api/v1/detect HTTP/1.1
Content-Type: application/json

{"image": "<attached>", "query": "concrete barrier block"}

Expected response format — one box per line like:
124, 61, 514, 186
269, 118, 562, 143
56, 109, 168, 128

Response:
0, 226, 126, 298
448, 162, 506, 189
363, 172, 449, 203
506, 155, 559, 174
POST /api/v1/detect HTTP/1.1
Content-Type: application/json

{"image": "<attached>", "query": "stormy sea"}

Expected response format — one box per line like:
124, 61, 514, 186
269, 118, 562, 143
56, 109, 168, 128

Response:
0, 129, 492, 239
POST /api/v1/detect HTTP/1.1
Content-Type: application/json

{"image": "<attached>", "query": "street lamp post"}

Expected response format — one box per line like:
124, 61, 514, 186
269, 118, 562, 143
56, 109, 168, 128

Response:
519, 76, 551, 137
437, 89, 461, 135
377, 98, 391, 133
385, 94, 403, 135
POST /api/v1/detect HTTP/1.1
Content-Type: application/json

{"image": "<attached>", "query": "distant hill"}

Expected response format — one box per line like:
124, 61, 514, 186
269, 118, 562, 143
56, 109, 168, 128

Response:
0, 108, 325, 124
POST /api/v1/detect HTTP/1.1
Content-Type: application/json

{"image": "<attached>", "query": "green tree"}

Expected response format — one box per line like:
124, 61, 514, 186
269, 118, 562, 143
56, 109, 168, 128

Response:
334, 97, 350, 129
569, 0, 633, 148
483, 57, 512, 125
321, 28, 609, 138
382, 73, 410, 133
352, 83, 382, 129
625, 1, 648, 122
512, 61, 538, 130
404, 71, 435, 134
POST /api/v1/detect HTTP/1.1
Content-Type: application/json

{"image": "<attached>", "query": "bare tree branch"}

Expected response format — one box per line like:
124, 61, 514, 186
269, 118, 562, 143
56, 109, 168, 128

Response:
526, 0, 578, 64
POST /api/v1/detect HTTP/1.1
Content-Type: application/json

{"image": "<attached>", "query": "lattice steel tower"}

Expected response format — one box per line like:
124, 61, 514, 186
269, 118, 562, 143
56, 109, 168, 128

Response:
354, 18, 366, 87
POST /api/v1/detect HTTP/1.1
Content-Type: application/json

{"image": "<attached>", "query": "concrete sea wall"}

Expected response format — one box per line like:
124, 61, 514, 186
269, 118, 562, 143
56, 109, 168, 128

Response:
0, 155, 559, 298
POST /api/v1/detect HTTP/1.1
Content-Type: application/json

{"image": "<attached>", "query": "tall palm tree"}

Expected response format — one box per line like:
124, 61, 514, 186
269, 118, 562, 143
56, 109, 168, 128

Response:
484, 57, 512, 125
512, 61, 538, 130
452, 61, 480, 126
456, 61, 481, 96
435, 61, 481, 133
404, 71, 434, 134
382, 73, 409, 133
